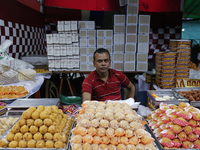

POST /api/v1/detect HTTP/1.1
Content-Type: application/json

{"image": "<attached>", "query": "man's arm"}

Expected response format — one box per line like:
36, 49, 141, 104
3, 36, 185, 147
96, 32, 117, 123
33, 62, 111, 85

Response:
82, 92, 92, 102
126, 82, 135, 98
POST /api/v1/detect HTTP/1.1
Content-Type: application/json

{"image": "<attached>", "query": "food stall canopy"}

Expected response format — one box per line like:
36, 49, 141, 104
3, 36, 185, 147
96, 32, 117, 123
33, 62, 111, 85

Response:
44, 0, 181, 12
44, 0, 121, 11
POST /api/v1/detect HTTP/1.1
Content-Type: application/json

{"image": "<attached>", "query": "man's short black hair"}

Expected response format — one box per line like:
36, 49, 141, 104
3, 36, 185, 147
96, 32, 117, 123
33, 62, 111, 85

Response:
93, 48, 111, 61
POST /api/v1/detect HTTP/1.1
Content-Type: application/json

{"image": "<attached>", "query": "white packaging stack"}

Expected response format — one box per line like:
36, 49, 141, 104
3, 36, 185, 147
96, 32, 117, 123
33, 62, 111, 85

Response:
122, 0, 139, 71
135, 15, 150, 71
46, 20, 80, 71
78, 21, 97, 71
96, 30, 113, 56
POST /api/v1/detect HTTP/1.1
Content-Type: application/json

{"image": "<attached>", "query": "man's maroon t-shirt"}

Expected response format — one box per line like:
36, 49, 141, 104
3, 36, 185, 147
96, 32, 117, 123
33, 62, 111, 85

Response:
82, 69, 130, 101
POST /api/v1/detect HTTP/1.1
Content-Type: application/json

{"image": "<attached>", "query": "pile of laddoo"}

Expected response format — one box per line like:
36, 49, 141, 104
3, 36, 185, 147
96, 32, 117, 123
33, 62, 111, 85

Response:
0, 105, 73, 148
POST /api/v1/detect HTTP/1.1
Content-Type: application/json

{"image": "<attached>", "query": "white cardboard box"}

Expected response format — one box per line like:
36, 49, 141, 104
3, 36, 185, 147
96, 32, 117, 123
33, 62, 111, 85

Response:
97, 30, 113, 38
87, 30, 96, 38
124, 53, 135, 62
78, 21, 87, 29
48, 59, 55, 68
104, 39, 113, 46
138, 24, 150, 34
66, 46, 73, 55
114, 15, 125, 24
73, 47, 79, 55
65, 21, 70, 25
64, 24, 71, 31
119, 0, 126, 6
105, 30, 113, 38
80, 47, 88, 55
87, 21, 95, 29
71, 21, 78, 31
126, 25, 137, 34
54, 59, 61, 68
126, 34, 137, 43
114, 25, 125, 33
137, 43, 149, 53
112, 61, 124, 71
138, 34, 149, 43
104, 46, 113, 54
126, 15, 138, 24
59, 34, 65, 44
79, 30, 87, 38
88, 47, 96, 54
97, 39, 104, 47
126, 5, 138, 15
137, 53, 148, 62
124, 62, 135, 71
57, 24, 64, 32
113, 53, 124, 61
47, 45, 54, 55
136, 62, 148, 71
125, 43, 136, 53
79, 38, 87, 47
65, 33, 72, 44
53, 34, 60, 44
87, 54, 93, 62
80, 55, 87, 62
46, 34, 53, 44
72, 34, 78, 42
114, 34, 125, 44
60, 46, 67, 56
88, 63, 95, 71
88, 38, 96, 47
80, 63, 88, 71
139, 15, 150, 24
72, 42, 79, 47
127, 0, 139, 5
114, 44, 124, 53
54, 46, 61, 56
97, 30, 105, 38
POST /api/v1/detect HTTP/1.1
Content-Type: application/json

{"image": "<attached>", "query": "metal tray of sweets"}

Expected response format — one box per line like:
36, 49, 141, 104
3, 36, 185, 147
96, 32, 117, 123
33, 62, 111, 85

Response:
0, 115, 21, 138
143, 117, 194, 150
147, 90, 188, 106
173, 87, 200, 107
144, 122, 195, 150
7, 98, 60, 108
66, 119, 76, 150
0, 116, 74, 150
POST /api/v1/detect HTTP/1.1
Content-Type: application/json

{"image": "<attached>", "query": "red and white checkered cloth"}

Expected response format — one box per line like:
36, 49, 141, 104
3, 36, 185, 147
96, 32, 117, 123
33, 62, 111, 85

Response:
0, 19, 46, 59
148, 26, 181, 62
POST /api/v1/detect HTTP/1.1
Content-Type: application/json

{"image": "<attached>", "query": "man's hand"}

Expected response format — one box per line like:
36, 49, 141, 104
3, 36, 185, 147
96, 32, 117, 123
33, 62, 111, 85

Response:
126, 82, 135, 98
82, 92, 92, 102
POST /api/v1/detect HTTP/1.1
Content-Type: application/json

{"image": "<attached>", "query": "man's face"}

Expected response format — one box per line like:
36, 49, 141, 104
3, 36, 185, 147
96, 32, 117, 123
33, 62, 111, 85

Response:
93, 52, 111, 73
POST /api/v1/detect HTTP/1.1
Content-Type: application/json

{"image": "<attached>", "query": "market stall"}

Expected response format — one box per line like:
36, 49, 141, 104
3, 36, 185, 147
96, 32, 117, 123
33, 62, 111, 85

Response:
1, 0, 200, 150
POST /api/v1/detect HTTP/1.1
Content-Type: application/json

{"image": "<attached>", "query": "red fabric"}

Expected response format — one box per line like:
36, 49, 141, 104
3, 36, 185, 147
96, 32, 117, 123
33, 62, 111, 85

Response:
0, 0, 44, 28
44, 0, 121, 11
82, 69, 130, 101
44, 6, 81, 23
45, 0, 181, 12
139, 0, 181, 12
17, 0, 40, 12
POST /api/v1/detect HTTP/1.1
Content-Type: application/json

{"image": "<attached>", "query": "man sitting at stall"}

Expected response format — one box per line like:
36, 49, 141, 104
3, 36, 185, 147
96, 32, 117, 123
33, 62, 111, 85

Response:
82, 48, 135, 102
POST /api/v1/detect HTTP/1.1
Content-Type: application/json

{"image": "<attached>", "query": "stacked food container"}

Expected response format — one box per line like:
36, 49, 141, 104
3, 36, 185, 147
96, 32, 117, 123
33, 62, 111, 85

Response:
170, 40, 191, 80
155, 52, 177, 89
